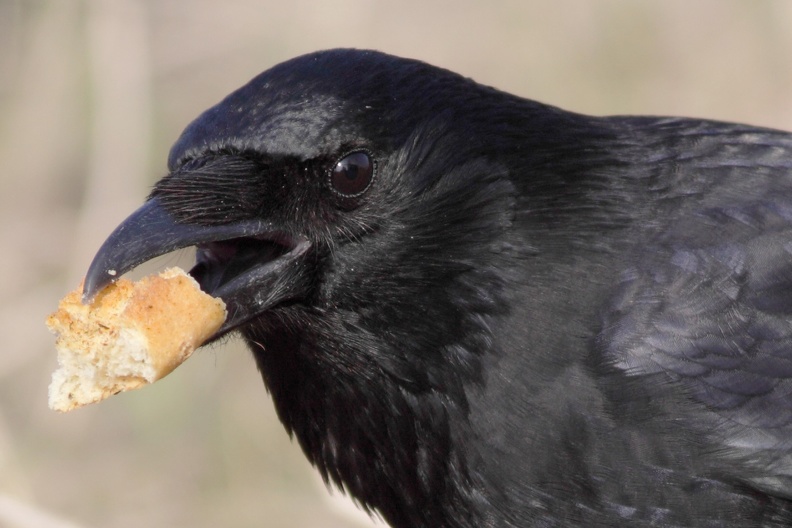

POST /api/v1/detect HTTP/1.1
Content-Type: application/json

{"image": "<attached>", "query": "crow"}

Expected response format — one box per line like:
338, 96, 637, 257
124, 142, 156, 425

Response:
82, 49, 792, 526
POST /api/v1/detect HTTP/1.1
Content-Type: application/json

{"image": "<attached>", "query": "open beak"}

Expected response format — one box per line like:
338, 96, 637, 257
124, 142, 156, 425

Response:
82, 198, 313, 339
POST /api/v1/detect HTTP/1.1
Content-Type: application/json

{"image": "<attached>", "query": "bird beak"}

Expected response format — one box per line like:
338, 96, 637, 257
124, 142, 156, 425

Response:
82, 198, 313, 338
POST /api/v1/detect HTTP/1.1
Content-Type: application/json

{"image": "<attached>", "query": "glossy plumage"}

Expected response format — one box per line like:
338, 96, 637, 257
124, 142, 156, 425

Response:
85, 49, 792, 526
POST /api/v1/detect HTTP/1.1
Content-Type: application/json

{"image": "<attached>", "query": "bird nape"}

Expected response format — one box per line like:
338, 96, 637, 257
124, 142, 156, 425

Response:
82, 49, 792, 527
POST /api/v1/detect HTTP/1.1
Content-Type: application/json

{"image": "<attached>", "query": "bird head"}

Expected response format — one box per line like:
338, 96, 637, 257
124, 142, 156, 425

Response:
84, 48, 519, 332
81, 49, 606, 526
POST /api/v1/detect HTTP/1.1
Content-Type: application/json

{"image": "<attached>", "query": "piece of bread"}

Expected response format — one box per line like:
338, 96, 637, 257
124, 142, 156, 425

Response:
46, 267, 227, 412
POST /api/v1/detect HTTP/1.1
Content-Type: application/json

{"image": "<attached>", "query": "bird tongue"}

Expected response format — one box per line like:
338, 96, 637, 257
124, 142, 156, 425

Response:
190, 238, 291, 296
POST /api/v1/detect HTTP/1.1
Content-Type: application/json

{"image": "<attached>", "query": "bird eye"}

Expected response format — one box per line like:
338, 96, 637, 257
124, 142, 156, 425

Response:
329, 151, 375, 197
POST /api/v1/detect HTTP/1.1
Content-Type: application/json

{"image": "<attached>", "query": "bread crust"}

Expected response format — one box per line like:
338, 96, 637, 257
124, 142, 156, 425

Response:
46, 268, 227, 412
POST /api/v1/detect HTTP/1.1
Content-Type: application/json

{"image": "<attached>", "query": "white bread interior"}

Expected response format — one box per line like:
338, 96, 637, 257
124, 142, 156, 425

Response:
46, 267, 227, 412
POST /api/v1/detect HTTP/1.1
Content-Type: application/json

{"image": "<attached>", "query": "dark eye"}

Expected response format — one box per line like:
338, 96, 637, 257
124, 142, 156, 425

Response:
329, 151, 375, 197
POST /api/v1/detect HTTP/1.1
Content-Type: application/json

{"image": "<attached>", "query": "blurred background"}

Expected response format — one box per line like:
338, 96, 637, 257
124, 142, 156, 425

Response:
2, 1, 792, 527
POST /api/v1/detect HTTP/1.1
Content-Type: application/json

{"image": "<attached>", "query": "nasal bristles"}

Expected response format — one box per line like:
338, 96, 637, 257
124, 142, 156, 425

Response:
150, 155, 266, 225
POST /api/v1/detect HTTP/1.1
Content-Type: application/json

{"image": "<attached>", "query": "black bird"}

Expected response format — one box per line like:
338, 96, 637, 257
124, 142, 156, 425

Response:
83, 49, 792, 526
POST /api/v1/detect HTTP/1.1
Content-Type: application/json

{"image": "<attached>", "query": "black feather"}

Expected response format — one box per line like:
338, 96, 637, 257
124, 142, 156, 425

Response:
146, 49, 792, 526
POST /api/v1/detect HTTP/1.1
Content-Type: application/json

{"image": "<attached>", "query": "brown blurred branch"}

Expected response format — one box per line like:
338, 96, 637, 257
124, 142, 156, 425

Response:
69, 0, 153, 280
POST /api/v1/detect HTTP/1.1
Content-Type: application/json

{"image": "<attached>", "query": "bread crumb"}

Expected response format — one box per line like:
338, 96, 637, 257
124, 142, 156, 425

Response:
46, 268, 226, 412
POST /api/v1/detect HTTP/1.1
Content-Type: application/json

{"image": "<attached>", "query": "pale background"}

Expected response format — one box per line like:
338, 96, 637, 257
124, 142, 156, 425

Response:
2, 1, 792, 527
